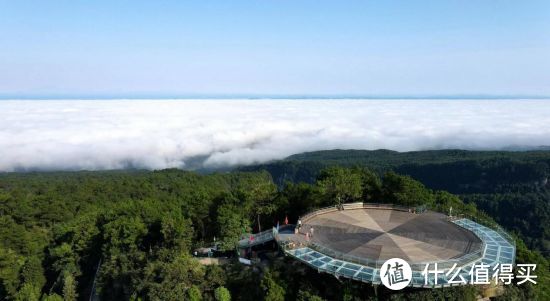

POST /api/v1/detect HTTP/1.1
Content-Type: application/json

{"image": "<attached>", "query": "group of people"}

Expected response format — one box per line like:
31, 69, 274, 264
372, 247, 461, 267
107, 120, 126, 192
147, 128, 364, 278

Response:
296, 219, 314, 240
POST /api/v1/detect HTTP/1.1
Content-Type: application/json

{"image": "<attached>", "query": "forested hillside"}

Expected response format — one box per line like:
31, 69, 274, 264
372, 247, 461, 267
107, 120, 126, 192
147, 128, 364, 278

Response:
241, 150, 550, 256
0, 166, 548, 300
241, 149, 550, 186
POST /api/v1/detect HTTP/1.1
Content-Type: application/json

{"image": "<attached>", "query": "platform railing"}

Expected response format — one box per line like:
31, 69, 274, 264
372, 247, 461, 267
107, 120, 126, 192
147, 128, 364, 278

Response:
299, 202, 416, 223
239, 224, 296, 248
451, 214, 516, 248
238, 229, 274, 248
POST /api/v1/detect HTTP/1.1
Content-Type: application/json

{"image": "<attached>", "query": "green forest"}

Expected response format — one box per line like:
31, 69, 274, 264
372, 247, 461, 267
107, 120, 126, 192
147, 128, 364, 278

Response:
1, 149, 549, 300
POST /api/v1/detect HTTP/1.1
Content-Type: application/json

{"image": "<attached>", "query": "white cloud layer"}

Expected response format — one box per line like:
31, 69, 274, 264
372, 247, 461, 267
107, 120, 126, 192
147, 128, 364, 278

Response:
1, 99, 550, 172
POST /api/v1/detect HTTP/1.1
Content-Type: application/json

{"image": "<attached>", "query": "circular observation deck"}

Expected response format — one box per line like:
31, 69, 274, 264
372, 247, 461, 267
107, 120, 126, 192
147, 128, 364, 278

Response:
298, 205, 483, 266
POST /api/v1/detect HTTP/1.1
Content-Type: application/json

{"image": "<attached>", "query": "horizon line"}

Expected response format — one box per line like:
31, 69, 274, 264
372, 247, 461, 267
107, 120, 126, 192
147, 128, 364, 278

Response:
1, 93, 550, 100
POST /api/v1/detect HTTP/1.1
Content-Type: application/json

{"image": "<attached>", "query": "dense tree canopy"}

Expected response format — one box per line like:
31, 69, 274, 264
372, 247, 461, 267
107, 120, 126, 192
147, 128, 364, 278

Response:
0, 162, 548, 300
316, 167, 363, 207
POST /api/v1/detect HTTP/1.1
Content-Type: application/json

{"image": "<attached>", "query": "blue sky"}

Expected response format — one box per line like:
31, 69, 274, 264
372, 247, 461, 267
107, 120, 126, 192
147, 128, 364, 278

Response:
1, 1, 549, 97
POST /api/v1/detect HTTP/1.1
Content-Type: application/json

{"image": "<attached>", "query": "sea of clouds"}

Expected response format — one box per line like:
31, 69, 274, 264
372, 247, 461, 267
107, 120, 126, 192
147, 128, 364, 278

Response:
1, 99, 550, 172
